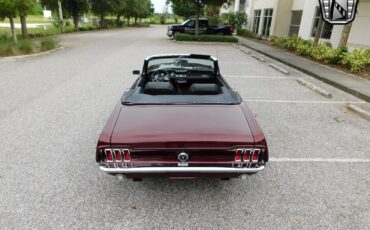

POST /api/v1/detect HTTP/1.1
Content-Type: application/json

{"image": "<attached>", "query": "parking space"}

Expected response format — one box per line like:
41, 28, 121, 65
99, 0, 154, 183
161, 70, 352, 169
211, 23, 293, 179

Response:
0, 26, 369, 229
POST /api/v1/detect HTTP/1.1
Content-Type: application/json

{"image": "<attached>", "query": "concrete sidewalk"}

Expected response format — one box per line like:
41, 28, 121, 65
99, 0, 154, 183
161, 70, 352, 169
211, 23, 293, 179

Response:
237, 36, 370, 102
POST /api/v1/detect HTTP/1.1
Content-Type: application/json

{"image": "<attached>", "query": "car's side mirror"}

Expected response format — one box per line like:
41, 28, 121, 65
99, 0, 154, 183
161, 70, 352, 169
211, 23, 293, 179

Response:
132, 70, 140, 75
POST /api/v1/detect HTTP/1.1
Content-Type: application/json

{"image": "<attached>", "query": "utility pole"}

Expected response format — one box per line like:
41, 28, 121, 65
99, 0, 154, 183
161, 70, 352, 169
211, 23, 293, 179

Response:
57, 0, 64, 32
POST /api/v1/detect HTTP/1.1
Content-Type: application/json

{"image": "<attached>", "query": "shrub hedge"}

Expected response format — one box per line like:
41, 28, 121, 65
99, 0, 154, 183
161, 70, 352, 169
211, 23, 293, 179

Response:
0, 33, 59, 57
270, 35, 370, 73
237, 29, 262, 40
175, 33, 238, 43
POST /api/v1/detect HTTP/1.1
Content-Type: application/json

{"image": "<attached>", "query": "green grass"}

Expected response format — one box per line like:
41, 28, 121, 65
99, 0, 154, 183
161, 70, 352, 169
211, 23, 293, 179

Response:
40, 37, 59, 51
0, 33, 59, 57
0, 15, 50, 24
175, 33, 238, 43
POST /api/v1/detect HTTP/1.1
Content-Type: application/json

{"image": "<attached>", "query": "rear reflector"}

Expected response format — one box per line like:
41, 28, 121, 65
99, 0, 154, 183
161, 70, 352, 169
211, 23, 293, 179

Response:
114, 149, 122, 162
252, 149, 260, 163
235, 149, 243, 162
105, 149, 113, 162
243, 149, 252, 162
123, 149, 131, 162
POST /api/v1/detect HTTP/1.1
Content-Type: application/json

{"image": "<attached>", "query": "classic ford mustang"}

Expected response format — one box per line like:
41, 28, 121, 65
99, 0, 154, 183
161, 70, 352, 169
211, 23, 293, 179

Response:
96, 54, 268, 181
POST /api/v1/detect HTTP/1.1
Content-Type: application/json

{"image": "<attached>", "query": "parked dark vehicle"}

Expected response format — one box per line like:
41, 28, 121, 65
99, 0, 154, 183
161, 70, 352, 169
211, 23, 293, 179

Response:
167, 19, 234, 37
96, 54, 268, 181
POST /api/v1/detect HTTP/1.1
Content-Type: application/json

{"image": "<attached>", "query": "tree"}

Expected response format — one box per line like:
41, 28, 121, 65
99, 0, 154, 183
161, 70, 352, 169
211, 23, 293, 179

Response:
314, 17, 324, 44
17, 0, 36, 37
111, 0, 128, 25
90, 0, 114, 28
338, 22, 352, 47
168, 0, 201, 19
120, 0, 136, 25
0, 0, 18, 42
62, 0, 89, 31
136, 0, 153, 22
42, 0, 88, 31
40, 0, 64, 32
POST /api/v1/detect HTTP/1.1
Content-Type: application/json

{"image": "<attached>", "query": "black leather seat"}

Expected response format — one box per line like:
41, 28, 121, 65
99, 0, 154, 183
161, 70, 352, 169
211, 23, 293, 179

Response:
187, 83, 219, 95
144, 82, 176, 95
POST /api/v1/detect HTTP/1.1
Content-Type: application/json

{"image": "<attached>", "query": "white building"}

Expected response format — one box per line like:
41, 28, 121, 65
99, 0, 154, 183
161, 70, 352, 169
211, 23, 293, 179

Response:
224, 0, 370, 50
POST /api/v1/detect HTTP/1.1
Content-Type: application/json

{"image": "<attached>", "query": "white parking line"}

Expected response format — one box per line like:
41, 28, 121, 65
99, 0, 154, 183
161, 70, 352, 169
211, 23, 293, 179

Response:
224, 75, 293, 79
270, 158, 370, 163
245, 99, 367, 104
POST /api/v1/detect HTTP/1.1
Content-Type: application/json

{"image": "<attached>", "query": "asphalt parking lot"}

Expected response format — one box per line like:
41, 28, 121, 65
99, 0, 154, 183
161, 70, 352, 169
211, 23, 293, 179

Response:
0, 25, 369, 229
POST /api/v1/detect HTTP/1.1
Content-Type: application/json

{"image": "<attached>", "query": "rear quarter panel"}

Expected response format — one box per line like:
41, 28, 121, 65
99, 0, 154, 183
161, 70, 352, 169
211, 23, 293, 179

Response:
96, 102, 122, 162
241, 102, 269, 161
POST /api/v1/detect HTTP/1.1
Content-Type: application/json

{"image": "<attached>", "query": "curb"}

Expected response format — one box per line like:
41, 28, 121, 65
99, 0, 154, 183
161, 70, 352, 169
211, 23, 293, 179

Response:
251, 54, 265, 62
296, 78, 333, 98
0, 46, 64, 60
239, 47, 251, 55
173, 40, 237, 45
269, 63, 290, 75
346, 104, 370, 121
237, 37, 370, 102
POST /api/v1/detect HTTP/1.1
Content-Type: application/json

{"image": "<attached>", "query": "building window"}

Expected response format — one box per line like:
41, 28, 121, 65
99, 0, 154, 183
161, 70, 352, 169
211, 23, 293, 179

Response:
262, 8, 273, 37
253, 10, 261, 34
311, 7, 333, 39
289, 10, 303, 36
239, 0, 246, 12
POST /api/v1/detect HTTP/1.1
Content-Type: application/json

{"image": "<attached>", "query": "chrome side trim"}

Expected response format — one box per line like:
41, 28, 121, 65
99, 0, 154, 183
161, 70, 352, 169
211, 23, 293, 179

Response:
99, 166, 265, 174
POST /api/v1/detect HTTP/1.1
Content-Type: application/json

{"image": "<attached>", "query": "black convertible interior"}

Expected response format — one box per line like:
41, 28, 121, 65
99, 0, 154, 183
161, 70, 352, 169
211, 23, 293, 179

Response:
121, 55, 242, 105
143, 69, 220, 95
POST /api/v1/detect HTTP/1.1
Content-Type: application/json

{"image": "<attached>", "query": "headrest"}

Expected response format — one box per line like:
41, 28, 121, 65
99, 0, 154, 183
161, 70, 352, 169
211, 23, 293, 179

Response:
188, 83, 219, 95
144, 82, 176, 95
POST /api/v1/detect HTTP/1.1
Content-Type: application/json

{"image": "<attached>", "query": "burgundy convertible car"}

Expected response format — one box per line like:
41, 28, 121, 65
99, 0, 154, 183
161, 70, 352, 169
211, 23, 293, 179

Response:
96, 54, 268, 181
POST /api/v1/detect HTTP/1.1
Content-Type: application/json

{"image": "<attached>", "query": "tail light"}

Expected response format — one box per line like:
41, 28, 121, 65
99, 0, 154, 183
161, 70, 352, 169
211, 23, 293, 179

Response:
105, 149, 113, 162
123, 149, 131, 162
243, 149, 252, 162
114, 149, 122, 162
235, 148, 264, 164
251, 149, 260, 163
103, 148, 131, 166
235, 149, 243, 162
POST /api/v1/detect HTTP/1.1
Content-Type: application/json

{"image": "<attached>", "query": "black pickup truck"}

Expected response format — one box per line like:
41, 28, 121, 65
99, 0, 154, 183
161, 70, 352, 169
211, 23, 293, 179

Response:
167, 19, 234, 37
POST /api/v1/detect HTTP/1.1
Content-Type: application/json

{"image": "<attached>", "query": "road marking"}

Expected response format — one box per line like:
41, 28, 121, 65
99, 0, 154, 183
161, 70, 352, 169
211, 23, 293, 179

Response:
270, 158, 370, 163
224, 75, 295, 79
244, 99, 367, 104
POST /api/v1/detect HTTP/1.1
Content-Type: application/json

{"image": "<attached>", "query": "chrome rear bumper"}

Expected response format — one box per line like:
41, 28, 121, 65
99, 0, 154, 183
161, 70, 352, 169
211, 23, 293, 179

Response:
100, 166, 264, 174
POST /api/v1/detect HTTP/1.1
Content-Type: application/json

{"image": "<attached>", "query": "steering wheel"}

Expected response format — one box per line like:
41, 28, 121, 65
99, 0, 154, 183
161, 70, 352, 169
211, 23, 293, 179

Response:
152, 69, 170, 82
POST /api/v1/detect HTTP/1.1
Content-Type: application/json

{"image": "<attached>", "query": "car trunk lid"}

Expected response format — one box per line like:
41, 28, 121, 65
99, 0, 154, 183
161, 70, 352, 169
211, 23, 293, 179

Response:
110, 104, 254, 149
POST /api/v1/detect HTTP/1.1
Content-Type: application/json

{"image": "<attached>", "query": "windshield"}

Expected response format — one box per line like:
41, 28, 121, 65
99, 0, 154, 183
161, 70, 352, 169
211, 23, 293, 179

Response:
181, 19, 191, 26
148, 57, 215, 72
